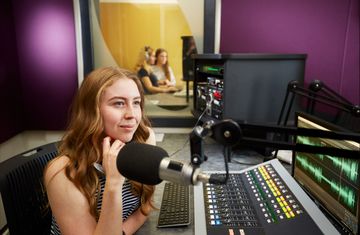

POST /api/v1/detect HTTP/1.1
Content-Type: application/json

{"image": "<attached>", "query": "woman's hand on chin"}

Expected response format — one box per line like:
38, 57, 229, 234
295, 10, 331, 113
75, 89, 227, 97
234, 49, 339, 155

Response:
102, 137, 125, 186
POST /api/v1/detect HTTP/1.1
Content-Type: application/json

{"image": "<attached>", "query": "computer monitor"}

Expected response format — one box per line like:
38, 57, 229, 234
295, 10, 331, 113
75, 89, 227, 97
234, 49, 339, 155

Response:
293, 112, 360, 234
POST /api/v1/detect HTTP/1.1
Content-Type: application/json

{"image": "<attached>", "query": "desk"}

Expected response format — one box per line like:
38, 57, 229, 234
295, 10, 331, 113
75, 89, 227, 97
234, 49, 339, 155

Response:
145, 93, 189, 108
136, 181, 194, 235
135, 131, 341, 235
144, 93, 192, 119
136, 135, 280, 234
137, 154, 331, 234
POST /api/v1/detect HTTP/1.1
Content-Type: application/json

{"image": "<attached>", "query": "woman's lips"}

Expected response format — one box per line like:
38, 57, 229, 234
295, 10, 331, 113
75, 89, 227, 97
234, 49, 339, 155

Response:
119, 124, 135, 131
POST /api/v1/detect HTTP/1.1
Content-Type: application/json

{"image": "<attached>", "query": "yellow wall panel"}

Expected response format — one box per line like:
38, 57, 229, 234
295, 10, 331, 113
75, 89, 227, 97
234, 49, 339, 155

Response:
99, 3, 192, 86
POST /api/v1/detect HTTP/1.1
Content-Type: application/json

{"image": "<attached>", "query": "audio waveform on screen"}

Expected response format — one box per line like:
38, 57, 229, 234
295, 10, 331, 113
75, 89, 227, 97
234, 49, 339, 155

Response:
297, 135, 322, 147
297, 136, 359, 184
296, 155, 357, 211
327, 156, 359, 183
296, 154, 323, 182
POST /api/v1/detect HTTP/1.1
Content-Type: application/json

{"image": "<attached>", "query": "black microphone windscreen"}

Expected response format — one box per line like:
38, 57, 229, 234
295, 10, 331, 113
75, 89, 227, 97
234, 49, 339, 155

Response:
116, 142, 168, 185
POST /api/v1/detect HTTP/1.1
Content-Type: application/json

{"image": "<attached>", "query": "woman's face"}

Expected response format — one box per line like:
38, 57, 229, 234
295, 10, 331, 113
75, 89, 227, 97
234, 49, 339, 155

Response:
156, 51, 168, 65
148, 51, 156, 65
100, 78, 142, 143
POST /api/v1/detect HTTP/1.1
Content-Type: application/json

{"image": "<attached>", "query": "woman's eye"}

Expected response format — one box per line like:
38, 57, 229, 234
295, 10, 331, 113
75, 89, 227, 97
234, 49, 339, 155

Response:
114, 101, 125, 106
134, 100, 141, 106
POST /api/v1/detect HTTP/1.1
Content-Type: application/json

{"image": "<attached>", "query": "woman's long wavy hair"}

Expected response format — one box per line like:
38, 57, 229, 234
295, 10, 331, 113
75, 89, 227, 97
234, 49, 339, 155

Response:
52, 67, 155, 219
155, 48, 171, 81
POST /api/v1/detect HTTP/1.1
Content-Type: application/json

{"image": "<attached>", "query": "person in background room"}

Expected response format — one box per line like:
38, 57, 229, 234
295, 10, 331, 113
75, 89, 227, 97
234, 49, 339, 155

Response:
44, 67, 156, 235
135, 46, 178, 94
152, 48, 177, 87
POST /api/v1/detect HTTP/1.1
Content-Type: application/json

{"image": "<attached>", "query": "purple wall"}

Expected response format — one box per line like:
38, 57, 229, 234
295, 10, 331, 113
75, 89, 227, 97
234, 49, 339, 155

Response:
12, 0, 78, 130
220, 0, 359, 105
0, 0, 24, 143
0, 0, 78, 143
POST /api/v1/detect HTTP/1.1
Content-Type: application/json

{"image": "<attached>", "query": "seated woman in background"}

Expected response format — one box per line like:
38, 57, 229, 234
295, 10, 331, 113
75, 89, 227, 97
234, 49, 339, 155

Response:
152, 48, 177, 87
135, 46, 178, 94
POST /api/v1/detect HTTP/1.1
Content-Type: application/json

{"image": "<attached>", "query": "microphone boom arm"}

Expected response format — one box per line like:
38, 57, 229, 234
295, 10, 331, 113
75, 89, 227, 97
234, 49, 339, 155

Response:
190, 119, 360, 167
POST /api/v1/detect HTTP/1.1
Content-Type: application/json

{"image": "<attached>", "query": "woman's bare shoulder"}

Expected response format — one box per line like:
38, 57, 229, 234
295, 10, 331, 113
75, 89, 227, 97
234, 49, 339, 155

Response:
44, 155, 69, 184
44, 155, 86, 204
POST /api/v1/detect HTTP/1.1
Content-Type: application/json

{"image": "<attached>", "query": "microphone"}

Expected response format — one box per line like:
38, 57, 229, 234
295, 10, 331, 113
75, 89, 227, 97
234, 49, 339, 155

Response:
116, 142, 213, 185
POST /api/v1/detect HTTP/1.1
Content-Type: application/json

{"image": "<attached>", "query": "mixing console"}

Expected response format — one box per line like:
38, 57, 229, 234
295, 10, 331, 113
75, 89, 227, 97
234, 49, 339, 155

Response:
194, 159, 340, 235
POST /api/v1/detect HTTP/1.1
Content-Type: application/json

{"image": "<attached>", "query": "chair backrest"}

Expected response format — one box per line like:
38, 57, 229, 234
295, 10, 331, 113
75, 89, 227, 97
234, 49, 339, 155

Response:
0, 141, 59, 235
181, 35, 197, 81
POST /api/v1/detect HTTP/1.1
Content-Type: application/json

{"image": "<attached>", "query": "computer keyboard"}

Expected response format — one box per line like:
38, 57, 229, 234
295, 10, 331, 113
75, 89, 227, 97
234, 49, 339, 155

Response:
157, 182, 190, 228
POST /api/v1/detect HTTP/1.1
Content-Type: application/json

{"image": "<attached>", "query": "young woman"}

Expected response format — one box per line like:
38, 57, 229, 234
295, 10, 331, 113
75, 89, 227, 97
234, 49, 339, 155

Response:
44, 67, 156, 235
135, 46, 178, 94
152, 48, 177, 87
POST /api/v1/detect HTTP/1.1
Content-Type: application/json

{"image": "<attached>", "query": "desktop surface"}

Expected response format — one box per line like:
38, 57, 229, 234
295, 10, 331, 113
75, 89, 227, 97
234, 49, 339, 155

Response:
135, 134, 340, 235
136, 134, 278, 234
137, 134, 265, 234
145, 93, 189, 107
137, 181, 194, 235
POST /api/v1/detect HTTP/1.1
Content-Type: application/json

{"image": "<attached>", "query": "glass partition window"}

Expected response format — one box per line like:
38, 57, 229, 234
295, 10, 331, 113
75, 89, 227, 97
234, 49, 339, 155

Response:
90, 0, 203, 120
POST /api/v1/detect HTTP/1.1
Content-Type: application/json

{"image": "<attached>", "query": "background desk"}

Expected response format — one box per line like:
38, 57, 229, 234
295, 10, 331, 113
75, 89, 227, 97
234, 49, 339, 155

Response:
144, 93, 194, 125
145, 93, 189, 109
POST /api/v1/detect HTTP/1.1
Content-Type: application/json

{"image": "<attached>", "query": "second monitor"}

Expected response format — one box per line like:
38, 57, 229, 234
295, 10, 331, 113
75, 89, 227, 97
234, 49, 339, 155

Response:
192, 53, 307, 124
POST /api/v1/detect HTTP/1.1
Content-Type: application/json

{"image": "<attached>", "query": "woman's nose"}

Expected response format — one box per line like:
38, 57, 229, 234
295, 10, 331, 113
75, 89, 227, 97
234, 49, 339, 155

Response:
124, 105, 135, 117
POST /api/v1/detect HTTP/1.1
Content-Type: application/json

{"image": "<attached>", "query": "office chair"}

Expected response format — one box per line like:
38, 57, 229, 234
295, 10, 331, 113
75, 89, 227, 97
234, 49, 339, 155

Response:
0, 141, 59, 235
181, 35, 197, 102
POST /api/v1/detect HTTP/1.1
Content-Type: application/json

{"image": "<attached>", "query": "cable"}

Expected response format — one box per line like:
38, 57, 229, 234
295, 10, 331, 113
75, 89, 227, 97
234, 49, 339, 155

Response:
169, 107, 208, 157
208, 146, 230, 184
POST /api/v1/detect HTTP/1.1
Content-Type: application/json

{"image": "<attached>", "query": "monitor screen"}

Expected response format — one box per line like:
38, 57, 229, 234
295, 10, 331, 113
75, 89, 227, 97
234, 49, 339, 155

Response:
293, 112, 360, 234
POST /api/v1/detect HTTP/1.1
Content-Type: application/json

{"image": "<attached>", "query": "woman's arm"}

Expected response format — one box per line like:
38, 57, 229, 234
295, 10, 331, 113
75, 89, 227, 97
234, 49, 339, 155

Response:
45, 157, 99, 235
122, 208, 149, 235
167, 67, 177, 86
45, 139, 126, 235
97, 138, 126, 234
122, 195, 156, 234
142, 76, 177, 93
121, 127, 157, 234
